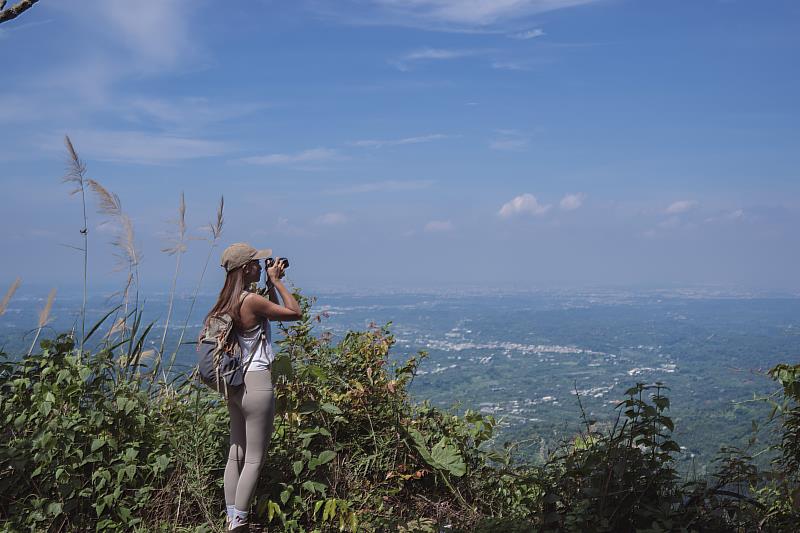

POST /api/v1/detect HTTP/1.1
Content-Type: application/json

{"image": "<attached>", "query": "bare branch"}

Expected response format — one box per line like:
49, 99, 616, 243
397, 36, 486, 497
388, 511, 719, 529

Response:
0, 0, 40, 25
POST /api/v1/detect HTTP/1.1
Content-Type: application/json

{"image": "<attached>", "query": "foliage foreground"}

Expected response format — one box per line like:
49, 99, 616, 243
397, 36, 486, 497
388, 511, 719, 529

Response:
1, 296, 799, 532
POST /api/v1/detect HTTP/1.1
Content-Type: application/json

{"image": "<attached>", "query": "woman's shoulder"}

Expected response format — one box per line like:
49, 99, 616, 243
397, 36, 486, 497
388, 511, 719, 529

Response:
238, 291, 270, 329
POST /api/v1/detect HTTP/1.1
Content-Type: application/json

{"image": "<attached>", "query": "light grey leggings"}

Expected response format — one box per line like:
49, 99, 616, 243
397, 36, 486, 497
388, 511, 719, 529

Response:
224, 369, 276, 511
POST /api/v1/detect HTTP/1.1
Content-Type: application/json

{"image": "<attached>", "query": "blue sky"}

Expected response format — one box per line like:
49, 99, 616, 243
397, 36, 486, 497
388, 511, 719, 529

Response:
1, 0, 799, 293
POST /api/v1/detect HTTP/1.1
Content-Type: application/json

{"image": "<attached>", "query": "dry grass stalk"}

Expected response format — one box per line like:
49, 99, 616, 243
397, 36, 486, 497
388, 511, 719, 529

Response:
29, 288, 56, 355
211, 195, 224, 240
106, 317, 126, 338
87, 178, 141, 269
0, 277, 21, 316
166, 195, 225, 376
63, 135, 90, 354
38, 288, 56, 327
87, 178, 141, 341
157, 192, 189, 376
63, 136, 86, 192
162, 192, 187, 256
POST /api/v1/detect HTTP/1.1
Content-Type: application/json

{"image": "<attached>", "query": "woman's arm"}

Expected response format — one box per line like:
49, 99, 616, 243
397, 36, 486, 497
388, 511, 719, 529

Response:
248, 261, 301, 321
246, 289, 302, 321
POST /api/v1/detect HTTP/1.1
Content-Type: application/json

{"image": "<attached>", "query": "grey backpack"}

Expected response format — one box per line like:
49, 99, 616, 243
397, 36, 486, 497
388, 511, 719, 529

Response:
197, 293, 256, 397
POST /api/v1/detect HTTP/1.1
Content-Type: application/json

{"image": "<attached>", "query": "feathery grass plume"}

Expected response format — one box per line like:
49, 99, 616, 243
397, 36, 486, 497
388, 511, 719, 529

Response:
211, 195, 224, 239
87, 179, 141, 269
166, 195, 224, 376
156, 192, 188, 379
28, 288, 56, 355
0, 277, 21, 316
38, 288, 56, 327
87, 179, 142, 340
62, 135, 90, 354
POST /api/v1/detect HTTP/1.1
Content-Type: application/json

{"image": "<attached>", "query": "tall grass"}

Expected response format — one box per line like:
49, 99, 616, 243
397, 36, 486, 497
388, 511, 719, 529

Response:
86, 178, 141, 344
165, 195, 224, 378
62, 135, 89, 355
157, 191, 188, 380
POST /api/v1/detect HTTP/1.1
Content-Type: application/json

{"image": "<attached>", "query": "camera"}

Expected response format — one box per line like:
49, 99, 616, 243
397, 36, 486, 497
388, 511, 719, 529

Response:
266, 257, 289, 269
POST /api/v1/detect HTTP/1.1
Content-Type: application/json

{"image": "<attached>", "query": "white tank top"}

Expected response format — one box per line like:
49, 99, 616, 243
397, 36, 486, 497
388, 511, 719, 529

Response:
236, 295, 275, 372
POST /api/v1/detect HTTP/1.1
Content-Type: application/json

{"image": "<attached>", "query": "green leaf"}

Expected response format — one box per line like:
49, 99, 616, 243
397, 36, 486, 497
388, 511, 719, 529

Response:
47, 502, 63, 516
280, 489, 291, 505
306, 364, 328, 381
661, 440, 681, 453
118, 506, 132, 522
323, 499, 336, 521
298, 400, 319, 414
268, 500, 281, 522
302, 480, 327, 494
429, 438, 466, 477
91, 438, 106, 452
292, 460, 304, 476
271, 354, 293, 380
154, 454, 170, 472
321, 403, 342, 415
316, 450, 336, 466
314, 500, 325, 518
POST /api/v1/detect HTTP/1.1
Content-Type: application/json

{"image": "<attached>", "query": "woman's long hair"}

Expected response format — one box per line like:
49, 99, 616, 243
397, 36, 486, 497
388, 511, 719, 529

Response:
205, 266, 247, 330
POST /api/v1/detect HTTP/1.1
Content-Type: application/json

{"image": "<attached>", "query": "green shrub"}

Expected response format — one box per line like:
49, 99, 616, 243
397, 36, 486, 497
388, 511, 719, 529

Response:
1, 294, 798, 531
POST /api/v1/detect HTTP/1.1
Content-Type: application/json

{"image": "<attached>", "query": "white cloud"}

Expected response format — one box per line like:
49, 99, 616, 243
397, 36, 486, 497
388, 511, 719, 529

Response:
326, 180, 434, 194
239, 148, 340, 166
124, 97, 271, 130
490, 129, 529, 150
705, 209, 745, 224
47, 129, 230, 164
489, 138, 529, 151
491, 61, 529, 71
424, 220, 454, 232
393, 48, 475, 70
665, 200, 697, 214
498, 193, 551, 218
350, 134, 448, 148
560, 193, 585, 211
314, 212, 348, 226
658, 216, 682, 229
90, 0, 194, 71
315, 0, 601, 30
510, 28, 546, 39
407, 48, 469, 60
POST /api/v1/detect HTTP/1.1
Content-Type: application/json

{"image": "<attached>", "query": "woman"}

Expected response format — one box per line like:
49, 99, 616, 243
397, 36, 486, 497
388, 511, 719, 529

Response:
205, 242, 302, 532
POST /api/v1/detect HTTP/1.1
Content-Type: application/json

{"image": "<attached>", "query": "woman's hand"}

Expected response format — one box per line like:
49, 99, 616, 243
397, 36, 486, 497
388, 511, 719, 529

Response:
267, 261, 285, 284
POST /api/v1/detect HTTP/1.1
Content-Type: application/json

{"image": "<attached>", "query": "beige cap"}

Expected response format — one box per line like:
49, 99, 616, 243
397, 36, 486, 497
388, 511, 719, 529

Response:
220, 242, 272, 272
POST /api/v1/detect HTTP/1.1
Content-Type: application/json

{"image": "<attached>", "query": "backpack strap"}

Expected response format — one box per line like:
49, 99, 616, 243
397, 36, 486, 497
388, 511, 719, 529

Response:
237, 290, 262, 377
